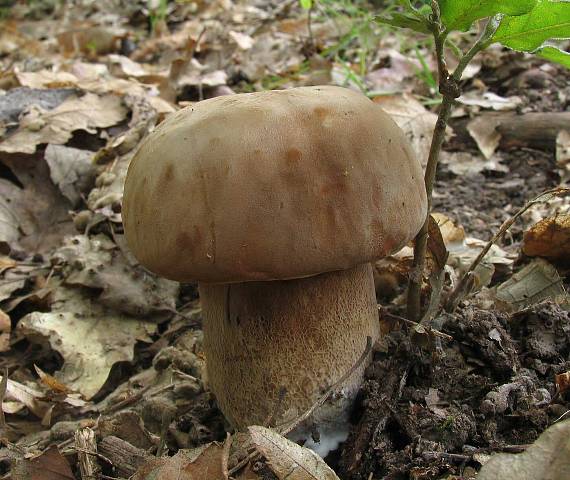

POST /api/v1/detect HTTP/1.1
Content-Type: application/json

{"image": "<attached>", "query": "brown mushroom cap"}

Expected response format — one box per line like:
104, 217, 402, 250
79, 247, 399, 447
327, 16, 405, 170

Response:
123, 86, 427, 283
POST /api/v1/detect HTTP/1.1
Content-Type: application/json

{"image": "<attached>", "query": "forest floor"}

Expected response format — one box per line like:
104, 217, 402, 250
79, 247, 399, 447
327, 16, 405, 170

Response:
0, 1, 569, 479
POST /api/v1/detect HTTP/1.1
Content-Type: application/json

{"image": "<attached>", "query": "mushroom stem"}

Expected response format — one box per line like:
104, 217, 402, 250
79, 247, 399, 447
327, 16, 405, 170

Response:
199, 263, 379, 431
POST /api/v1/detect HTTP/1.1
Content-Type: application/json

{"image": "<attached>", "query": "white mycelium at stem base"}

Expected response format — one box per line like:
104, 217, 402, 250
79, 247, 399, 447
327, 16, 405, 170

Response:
122, 85, 427, 440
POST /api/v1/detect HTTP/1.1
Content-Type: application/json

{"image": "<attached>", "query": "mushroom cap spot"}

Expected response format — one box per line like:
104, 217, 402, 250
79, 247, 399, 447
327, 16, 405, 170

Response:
122, 85, 427, 283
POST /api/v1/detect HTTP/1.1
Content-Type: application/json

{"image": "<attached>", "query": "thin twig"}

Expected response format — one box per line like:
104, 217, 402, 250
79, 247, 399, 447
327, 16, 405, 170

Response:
263, 387, 286, 428
381, 309, 453, 341
221, 432, 232, 480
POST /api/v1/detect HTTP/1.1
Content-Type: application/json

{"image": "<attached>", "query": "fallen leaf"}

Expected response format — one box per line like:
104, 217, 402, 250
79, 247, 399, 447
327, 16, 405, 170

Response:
0, 153, 75, 253
0, 308, 11, 352
249, 426, 340, 480
555, 371, 570, 394
0, 92, 128, 154
132, 443, 224, 480
1, 374, 49, 418
365, 49, 426, 93
17, 286, 156, 399
229, 30, 254, 50
425, 388, 447, 417
556, 130, 570, 183
12, 445, 74, 480
490, 259, 567, 313
467, 114, 502, 159
458, 91, 522, 111
53, 234, 178, 317
440, 151, 508, 176
45, 144, 96, 207
523, 214, 570, 265
57, 26, 120, 56
15, 71, 79, 89
477, 419, 570, 480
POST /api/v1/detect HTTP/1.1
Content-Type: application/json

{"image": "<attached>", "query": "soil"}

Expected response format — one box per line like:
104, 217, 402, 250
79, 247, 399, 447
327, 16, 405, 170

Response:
339, 301, 570, 479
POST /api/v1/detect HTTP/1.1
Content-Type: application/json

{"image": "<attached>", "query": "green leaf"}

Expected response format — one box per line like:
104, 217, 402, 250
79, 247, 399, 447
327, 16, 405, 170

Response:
492, 0, 570, 51
535, 45, 570, 68
376, 12, 431, 34
438, 0, 537, 32
300, 0, 312, 9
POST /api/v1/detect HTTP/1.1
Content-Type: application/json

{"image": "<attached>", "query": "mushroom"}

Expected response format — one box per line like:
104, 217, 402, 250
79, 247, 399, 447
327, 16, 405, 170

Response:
122, 86, 427, 440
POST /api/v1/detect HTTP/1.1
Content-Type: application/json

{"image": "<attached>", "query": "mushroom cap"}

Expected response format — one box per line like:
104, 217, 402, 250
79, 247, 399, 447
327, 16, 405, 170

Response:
122, 86, 427, 283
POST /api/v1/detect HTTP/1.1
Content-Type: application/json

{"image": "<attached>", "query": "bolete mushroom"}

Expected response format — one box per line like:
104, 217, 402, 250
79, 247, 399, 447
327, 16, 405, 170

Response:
122, 86, 427, 441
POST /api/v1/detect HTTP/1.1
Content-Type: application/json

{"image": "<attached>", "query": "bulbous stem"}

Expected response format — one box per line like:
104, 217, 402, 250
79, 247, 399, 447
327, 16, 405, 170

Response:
199, 263, 379, 431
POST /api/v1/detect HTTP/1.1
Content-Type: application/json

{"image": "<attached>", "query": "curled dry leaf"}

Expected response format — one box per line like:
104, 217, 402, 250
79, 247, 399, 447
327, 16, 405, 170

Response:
249, 426, 340, 480
487, 259, 568, 313
557, 130, 570, 182
555, 371, 570, 394
12, 445, 74, 480
17, 286, 156, 399
53, 234, 178, 317
0, 92, 128, 154
0, 308, 11, 352
0, 153, 75, 253
131, 443, 224, 480
478, 419, 570, 480
44, 144, 97, 207
467, 114, 502, 159
1, 374, 49, 418
523, 214, 570, 265
458, 91, 522, 111
440, 151, 508, 176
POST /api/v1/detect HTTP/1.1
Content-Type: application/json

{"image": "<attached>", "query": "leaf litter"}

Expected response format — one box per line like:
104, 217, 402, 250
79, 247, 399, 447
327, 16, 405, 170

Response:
0, 1, 569, 479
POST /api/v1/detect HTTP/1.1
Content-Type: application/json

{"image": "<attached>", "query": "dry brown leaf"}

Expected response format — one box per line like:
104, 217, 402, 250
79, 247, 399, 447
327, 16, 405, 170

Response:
523, 214, 570, 264
467, 115, 502, 159
458, 91, 522, 111
34, 365, 72, 395
478, 419, 570, 480
15, 70, 79, 89
0, 153, 75, 253
52, 234, 178, 317
249, 426, 340, 480
556, 130, 570, 183
18, 286, 156, 399
0, 92, 127, 154
0, 308, 11, 353
555, 371, 570, 394
1, 374, 49, 418
57, 26, 120, 56
131, 443, 225, 480
45, 144, 96, 207
489, 259, 567, 313
12, 445, 75, 480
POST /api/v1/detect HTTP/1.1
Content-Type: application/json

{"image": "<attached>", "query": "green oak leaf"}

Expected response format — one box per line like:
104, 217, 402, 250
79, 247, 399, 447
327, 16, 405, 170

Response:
438, 0, 537, 32
300, 0, 312, 9
492, 0, 570, 51
535, 45, 570, 68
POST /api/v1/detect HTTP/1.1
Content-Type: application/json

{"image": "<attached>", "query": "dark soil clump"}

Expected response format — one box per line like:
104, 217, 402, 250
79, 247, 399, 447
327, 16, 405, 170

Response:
340, 302, 570, 479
